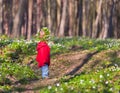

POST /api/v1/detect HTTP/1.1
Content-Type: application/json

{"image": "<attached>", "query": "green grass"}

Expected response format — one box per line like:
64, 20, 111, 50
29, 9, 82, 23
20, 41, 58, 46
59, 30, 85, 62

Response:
0, 36, 120, 92
40, 66, 120, 93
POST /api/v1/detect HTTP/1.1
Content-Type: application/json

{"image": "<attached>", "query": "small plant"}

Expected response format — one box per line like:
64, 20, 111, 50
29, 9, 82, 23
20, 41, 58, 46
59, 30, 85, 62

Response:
0, 62, 37, 86
40, 66, 120, 93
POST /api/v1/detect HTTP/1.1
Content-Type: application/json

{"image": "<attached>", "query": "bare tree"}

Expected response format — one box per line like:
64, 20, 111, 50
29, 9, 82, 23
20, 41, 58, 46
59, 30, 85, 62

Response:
58, 0, 67, 37
82, 0, 89, 37
27, 0, 33, 40
47, 0, 51, 31
92, 0, 102, 38
56, 0, 61, 36
50, 0, 57, 35
36, 0, 42, 32
68, 0, 75, 36
0, 0, 3, 35
12, 0, 27, 38
100, 1, 110, 39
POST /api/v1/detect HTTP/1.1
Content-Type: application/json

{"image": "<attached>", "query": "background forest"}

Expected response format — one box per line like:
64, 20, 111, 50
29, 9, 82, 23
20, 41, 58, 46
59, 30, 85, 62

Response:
0, 0, 120, 39
0, 0, 120, 92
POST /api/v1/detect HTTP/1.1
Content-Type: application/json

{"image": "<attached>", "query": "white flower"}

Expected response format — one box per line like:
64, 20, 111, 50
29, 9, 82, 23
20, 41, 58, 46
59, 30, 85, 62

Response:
105, 81, 109, 84
71, 87, 74, 90
56, 83, 60, 87
96, 70, 99, 72
100, 75, 103, 78
65, 82, 68, 85
107, 74, 110, 77
80, 80, 84, 84
92, 86, 96, 89
109, 88, 113, 91
114, 64, 118, 67
60, 87, 63, 91
48, 41, 54, 47
48, 85, 52, 89
99, 80, 102, 82
89, 80, 95, 84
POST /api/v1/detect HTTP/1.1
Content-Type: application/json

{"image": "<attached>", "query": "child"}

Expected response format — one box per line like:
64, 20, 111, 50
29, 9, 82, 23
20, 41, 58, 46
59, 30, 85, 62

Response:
36, 27, 50, 79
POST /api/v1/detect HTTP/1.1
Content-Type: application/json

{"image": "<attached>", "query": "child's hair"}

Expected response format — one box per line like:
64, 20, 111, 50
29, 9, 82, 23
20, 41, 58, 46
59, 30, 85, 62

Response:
41, 27, 50, 41
41, 27, 50, 36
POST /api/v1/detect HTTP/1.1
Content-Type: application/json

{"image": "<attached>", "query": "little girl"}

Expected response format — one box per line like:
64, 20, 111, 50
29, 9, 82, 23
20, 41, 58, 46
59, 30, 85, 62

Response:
36, 27, 50, 79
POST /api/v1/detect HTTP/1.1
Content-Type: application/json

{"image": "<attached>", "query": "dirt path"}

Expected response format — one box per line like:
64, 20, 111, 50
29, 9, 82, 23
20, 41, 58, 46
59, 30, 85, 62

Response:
12, 50, 99, 93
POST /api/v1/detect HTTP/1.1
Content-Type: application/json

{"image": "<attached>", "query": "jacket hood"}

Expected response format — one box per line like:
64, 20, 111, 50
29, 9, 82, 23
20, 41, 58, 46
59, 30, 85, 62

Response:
36, 41, 48, 51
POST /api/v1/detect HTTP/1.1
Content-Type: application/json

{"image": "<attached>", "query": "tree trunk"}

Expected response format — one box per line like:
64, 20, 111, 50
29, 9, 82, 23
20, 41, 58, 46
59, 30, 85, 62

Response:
0, 0, 3, 35
27, 0, 33, 40
41, 0, 47, 27
68, 0, 74, 36
3, 0, 10, 36
100, 2, 109, 39
9, 1, 13, 36
92, 0, 102, 38
74, 0, 79, 36
68, 0, 77, 36
108, 0, 117, 38
115, 0, 120, 38
58, 0, 67, 37
56, 0, 61, 36
12, 0, 27, 38
47, 0, 51, 31
78, 0, 83, 36
36, 0, 42, 32
50, 0, 57, 35
82, 0, 89, 37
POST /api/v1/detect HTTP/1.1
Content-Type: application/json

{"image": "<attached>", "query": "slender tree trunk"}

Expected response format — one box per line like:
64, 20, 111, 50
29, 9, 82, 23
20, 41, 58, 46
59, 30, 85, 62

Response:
27, 0, 33, 40
115, 0, 120, 38
41, 0, 47, 27
74, 0, 79, 36
108, 0, 116, 38
100, 3, 109, 39
0, 0, 3, 35
68, 0, 77, 36
3, 0, 9, 35
78, 0, 83, 36
92, 0, 102, 38
12, 0, 18, 37
9, 1, 13, 36
58, 0, 67, 37
68, 0, 74, 36
36, 0, 42, 32
56, 0, 61, 36
89, 1, 96, 38
47, 0, 51, 30
82, 0, 89, 37
12, 0, 27, 38
21, 11, 28, 39
50, 0, 57, 35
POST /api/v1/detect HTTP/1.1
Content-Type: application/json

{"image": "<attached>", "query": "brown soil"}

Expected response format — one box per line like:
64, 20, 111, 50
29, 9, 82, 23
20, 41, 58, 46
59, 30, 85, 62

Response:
12, 49, 118, 93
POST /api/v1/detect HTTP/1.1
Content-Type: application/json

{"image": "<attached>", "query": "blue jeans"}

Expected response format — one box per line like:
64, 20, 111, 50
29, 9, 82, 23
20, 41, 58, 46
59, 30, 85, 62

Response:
41, 64, 49, 78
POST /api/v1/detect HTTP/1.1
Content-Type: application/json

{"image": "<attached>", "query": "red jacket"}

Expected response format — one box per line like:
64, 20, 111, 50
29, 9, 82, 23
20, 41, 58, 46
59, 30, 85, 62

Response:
36, 41, 50, 68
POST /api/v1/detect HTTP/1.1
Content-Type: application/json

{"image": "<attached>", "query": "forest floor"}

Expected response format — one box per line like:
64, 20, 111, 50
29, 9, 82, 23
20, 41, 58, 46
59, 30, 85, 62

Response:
11, 48, 118, 93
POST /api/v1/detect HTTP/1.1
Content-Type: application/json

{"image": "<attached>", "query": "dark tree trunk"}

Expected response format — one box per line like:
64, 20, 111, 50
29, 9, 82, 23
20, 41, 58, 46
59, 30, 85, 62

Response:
36, 0, 42, 32
0, 0, 3, 35
82, 0, 89, 37
50, 0, 57, 35
12, 0, 27, 38
27, 0, 33, 40
58, 0, 67, 37
92, 0, 102, 38
56, 0, 62, 36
